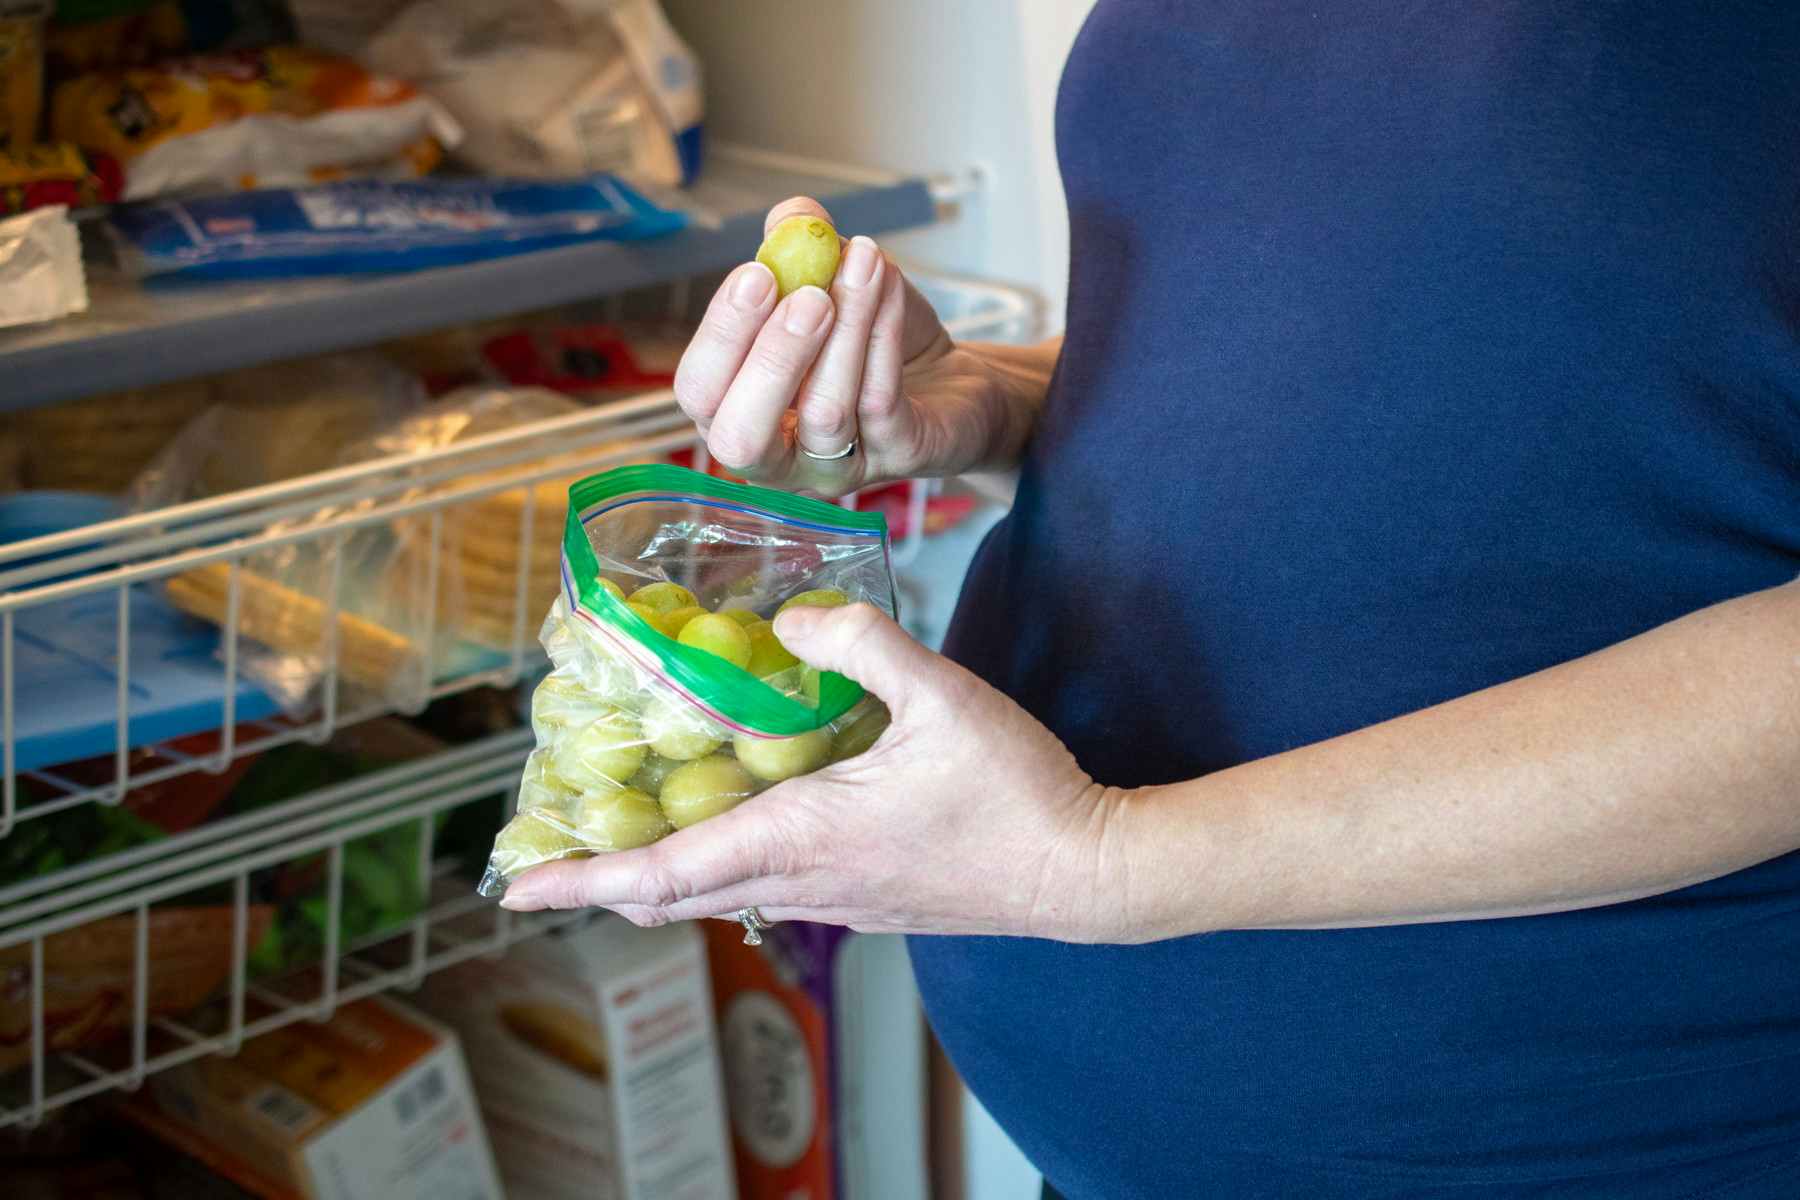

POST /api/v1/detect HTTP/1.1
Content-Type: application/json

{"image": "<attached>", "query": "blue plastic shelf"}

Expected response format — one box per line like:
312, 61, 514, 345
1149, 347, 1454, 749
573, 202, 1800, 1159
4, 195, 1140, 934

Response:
0, 157, 938, 413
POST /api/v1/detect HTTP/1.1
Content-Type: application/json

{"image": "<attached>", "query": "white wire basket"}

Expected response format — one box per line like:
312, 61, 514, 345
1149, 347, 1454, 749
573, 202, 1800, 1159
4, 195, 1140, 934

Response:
0, 270, 1039, 1128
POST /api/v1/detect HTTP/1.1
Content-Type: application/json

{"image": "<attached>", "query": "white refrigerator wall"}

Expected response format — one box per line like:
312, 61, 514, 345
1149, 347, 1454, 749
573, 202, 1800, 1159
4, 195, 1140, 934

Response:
662, 4, 1095, 1196
665, 0, 1094, 329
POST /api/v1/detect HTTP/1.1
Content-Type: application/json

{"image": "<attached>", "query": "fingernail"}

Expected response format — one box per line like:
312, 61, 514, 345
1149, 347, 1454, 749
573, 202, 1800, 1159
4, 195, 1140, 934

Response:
730, 262, 775, 310
499, 892, 545, 912
783, 286, 832, 335
841, 237, 879, 288
774, 607, 819, 640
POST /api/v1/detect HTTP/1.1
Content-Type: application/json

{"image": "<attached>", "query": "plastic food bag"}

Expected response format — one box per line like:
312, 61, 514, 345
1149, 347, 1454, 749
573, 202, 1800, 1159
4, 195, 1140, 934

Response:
478, 465, 896, 897
128, 353, 428, 714
0, 202, 85, 328
364, 0, 702, 189
48, 45, 459, 200
106, 170, 685, 281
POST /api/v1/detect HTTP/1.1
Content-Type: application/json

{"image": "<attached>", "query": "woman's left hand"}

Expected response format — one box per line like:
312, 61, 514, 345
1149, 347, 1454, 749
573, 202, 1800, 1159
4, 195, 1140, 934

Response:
499, 603, 1116, 942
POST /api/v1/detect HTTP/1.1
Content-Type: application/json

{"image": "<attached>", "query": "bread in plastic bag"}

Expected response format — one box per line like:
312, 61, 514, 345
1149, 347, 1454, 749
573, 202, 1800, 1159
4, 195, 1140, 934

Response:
478, 465, 896, 897
126, 353, 426, 713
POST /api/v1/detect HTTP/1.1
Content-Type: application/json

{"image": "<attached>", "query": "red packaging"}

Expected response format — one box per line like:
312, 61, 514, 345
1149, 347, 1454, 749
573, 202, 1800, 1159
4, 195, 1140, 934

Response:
703, 920, 838, 1200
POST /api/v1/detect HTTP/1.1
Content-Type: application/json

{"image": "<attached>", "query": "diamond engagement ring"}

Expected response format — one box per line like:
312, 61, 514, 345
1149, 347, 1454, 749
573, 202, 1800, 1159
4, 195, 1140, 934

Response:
736, 906, 774, 946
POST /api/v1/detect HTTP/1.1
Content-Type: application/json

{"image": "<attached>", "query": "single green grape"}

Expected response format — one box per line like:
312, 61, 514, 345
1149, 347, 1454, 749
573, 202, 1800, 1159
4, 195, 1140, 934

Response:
755, 215, 842, 298
677, 612, 753, 670
662, 605, 708, 637
630, 752, 681, 797
491, 811, 582, 873
547, 706, 647, 791
801, 666, 822, 705
517, 754, 575, 811
744, 620, 801, 677
658, 755, 757, 828
733, 728, 831, 782
777, 588, 850, 615
718, 607, 764, 627
530, 673, 604, 731
831, 698, 891, 762
599, 578, 625, 601
627, 600, 674, 638
629, 581, 698, 614
573, 786, 672, 850
642, 695, 725, 760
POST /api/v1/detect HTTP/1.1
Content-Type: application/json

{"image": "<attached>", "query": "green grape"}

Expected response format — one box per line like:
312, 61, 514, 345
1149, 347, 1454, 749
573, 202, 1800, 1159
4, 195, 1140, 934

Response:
733, 728, 831, 782
642, 695, 725, 760
801, 666, 822, 705
777, 588, 849, 615
629, 581, 697, 614
744, 620, 800, 677
491, 811, 583, 874
630, 752, 681, 797
658, 755, 757, 828
573, 786, 671, 850
530, 673, 604, 731
626, 600, 670, 637
831, 698, 891, 762
662, 605, 708, 637
547, 707, 647, 791
718, 607, 764, 627
755, 215, 842, 298
599, 578, 625, 601
517, 755, 575, 811
677, 613, 753, 669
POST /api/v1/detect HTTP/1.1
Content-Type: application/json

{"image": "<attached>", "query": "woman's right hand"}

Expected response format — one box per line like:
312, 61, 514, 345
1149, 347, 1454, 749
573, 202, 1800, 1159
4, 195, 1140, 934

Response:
672, 196, 1049, 496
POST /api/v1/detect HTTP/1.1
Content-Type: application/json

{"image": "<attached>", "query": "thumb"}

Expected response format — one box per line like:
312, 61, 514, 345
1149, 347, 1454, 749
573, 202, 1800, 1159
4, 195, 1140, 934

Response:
773, 602, 932, 713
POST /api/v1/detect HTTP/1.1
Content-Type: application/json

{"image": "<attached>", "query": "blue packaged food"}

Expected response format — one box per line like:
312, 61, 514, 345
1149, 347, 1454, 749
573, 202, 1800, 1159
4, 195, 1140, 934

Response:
107, 173, 688, 280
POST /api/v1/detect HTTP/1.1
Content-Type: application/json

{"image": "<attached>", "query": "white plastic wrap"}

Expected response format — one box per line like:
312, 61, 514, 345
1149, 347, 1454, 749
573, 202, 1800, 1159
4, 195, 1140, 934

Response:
0, 204, 86, 330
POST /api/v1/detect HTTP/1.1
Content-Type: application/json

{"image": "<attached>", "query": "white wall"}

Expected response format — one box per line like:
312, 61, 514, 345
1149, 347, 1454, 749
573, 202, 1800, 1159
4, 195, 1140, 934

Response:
665, 0, 1094, 328
660, 5, 1096, 1195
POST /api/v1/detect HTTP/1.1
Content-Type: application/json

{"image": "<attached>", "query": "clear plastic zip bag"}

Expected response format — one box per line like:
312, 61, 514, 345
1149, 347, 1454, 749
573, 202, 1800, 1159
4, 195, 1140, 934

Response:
478, 465, 896, 897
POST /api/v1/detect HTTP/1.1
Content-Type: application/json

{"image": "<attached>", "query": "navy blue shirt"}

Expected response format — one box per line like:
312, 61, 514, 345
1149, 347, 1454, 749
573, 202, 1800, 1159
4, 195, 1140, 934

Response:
916, 3, 1800, 1197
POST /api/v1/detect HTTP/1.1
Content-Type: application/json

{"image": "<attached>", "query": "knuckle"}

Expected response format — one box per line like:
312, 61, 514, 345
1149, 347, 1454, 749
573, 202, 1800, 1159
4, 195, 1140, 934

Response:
624, 905, 672, 929
706, 425, 760, 470
839, 602, 888, 646
671, 372, 714, 419
631, 857, 692, 910
746, 337, 809, 379
797, 390, 854, 439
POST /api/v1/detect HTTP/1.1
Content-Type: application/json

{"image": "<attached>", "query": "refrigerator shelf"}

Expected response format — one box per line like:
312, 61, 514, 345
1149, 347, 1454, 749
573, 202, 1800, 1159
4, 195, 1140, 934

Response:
0, 728, 594, 1131
0, 147, 945, 414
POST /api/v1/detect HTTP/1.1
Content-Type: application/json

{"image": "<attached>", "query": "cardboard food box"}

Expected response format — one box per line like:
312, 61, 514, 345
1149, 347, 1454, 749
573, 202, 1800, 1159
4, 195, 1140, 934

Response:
116, 994, 503, 1200
702, 924, 930, 1200
411, 919, 736, 1200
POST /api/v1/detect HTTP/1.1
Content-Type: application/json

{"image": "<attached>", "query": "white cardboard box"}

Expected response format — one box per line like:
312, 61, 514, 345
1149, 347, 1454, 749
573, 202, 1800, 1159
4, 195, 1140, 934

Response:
414, 918, 736, 1200
123, 994, 504, 1200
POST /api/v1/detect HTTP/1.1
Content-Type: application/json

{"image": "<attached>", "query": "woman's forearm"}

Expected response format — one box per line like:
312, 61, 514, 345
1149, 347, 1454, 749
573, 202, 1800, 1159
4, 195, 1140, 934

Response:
1093, 580, 1800, 941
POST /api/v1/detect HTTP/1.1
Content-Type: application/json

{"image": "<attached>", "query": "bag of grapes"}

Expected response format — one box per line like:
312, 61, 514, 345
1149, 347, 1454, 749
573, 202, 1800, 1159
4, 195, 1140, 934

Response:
477, 464, 896, 898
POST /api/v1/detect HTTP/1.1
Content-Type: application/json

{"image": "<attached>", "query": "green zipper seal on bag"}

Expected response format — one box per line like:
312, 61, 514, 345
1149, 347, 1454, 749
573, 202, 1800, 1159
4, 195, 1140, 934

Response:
562, 464, 891, 735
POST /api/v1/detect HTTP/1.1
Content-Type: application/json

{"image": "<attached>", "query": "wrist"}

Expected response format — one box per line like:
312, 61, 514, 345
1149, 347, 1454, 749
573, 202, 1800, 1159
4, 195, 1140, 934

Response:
1038, 782, 1146, 944
1053, 781, 1239, 945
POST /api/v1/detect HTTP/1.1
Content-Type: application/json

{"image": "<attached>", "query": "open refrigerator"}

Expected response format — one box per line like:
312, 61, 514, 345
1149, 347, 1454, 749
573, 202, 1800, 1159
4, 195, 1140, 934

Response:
0, 2, 1089, 1196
